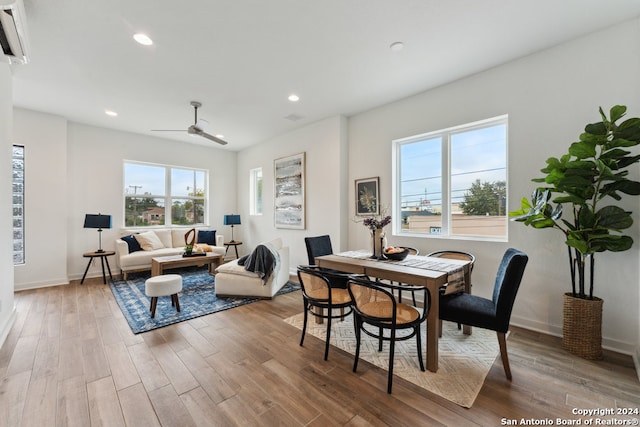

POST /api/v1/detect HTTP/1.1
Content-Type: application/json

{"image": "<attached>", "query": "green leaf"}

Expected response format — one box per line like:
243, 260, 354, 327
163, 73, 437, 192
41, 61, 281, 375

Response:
596, 206, 633, 230
585, 122, 607, 136
609, 138, 637, 148
602, 180, 640, 197
618, 154, 640, 169
578, 207, 596, 228
600, 148, 631, 160
553, 195, 585, 204
609, 105, 627, 123
568, 141, 596, 158
590, 235, 634, 252
566, 235, 589, 254
615, 118, 640, 142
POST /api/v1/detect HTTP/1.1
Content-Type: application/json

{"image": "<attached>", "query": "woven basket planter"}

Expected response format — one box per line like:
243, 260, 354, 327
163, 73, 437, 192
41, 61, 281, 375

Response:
562, 292, 603, 360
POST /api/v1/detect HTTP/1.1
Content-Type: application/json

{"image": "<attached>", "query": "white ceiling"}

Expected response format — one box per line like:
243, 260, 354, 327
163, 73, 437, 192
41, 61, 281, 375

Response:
10, 0, 640, 150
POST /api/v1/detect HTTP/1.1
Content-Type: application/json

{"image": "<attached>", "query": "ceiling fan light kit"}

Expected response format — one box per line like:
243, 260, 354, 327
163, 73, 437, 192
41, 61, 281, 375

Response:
151, 101, 228, 145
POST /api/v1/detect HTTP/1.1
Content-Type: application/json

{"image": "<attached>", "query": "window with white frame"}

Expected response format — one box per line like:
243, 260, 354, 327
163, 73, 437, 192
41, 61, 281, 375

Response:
124, 161, 207, 227
249, 167, 263, 215
13, 145, 25, 264
393, 115, 508, 240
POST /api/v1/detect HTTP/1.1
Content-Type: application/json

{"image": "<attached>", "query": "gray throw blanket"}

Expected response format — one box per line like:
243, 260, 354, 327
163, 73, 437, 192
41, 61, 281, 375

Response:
237, 243, 279, 284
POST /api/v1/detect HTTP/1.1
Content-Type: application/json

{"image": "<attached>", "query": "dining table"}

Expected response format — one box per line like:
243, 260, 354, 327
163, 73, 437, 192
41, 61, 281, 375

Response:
315, 250, 472, 373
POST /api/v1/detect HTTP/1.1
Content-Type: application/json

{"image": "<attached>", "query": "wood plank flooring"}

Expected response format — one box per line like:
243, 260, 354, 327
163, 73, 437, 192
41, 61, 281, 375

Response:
1, 276, 638, 426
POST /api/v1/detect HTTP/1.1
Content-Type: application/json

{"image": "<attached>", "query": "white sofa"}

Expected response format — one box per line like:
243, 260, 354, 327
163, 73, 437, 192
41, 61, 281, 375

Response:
115, 228, 225, 279
214, 238, 290, 299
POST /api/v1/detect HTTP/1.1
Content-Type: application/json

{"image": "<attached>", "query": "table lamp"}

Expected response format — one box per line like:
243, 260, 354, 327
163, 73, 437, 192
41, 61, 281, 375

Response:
223, 214, 241, 242
84, 213, 112, 252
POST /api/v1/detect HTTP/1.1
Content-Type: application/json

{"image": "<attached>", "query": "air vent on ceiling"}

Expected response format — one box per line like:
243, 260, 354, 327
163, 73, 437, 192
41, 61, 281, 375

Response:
0, 0, 29, 64
285, 113, 304, 122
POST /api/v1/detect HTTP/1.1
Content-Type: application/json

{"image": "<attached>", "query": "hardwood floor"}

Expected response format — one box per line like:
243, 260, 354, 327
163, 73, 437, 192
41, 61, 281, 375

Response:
1, 276, 638, 426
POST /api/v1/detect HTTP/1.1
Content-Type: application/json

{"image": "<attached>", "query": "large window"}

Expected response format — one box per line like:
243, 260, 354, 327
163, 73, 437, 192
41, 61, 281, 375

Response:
124, 161, 207, 227
13, 145, 25, 264
393, 115, 508, 240
249, 167, 263, 215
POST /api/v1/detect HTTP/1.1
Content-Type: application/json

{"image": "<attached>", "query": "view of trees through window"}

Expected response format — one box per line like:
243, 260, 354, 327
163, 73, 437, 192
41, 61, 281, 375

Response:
124, 162, 207, 227
394, 116, 507, 239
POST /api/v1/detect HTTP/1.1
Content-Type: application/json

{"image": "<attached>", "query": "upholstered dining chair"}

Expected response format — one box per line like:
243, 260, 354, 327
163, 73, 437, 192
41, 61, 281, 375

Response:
438, 248, 528, 380
304, 234, 334, 265
304, 234, 349, 289
347, 276, 431, 394
297, 266, 354, 361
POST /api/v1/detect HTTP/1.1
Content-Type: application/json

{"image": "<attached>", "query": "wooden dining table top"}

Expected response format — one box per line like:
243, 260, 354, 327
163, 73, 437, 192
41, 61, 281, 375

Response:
315, 251, 472, 373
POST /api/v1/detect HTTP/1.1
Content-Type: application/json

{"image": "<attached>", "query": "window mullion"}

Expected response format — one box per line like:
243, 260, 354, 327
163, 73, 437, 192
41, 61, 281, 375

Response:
165, 166, 171, 226
441, 134, 451, 235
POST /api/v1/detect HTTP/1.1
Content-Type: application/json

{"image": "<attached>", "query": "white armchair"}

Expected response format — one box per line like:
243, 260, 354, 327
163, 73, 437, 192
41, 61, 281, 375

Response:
215, 238, 290, 299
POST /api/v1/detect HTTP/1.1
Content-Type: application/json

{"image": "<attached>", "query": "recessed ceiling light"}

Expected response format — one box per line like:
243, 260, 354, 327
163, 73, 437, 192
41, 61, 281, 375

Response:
133, 33, 153, 46
105, 110, 118, 117
390, 41, 404, 52
288, 94, 300, 102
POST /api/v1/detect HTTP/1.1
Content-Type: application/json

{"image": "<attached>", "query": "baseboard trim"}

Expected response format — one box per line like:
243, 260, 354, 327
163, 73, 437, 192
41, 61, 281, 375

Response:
14, 277, 70, 291
511, 315, 637, 356
0, 306, 16, 349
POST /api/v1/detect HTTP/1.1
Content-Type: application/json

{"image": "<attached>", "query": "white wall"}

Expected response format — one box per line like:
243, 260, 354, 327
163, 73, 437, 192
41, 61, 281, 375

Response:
237, 116, 348, 272
0, 61, 15, 346
11, 114, 237, 289
348, 19, 640, 354
13, 109, 68, 289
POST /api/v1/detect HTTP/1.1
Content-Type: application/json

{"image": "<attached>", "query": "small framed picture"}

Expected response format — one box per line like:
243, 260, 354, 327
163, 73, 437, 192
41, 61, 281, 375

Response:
355, 177, 380, 216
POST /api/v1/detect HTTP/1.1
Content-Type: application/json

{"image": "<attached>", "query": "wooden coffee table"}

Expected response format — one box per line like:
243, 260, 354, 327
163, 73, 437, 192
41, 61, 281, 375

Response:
151, 253, 223, 277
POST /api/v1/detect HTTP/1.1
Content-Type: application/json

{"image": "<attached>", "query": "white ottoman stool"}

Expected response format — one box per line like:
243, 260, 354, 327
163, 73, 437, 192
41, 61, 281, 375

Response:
145, 274, 183, 318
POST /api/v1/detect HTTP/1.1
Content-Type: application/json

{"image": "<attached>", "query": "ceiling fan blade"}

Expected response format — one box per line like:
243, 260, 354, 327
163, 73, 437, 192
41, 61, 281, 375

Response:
188, 126, 228, 145
151, 129, 186, 132
199, 131, 228, 145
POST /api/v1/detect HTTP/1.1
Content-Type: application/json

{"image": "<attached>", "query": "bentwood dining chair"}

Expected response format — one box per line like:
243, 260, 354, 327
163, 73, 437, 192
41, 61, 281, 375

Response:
427, 250, 476, 331
347, 276, 431, 393
438, 248, 528, 380
426, 250, 476, 295
297, 265, 354, 361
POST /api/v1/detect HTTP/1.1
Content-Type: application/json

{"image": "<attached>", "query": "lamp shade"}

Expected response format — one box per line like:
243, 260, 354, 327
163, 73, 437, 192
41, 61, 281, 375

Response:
223, 214, 241, 225
84, 214, 112, 229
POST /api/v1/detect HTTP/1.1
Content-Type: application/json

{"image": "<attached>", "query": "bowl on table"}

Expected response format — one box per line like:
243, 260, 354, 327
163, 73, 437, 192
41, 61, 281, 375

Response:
383, 246, 409, 261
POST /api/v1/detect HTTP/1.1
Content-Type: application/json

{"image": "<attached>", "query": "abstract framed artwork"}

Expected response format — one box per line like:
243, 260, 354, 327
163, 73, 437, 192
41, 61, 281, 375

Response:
355, 176, 380, 215
274, 152, 306, 229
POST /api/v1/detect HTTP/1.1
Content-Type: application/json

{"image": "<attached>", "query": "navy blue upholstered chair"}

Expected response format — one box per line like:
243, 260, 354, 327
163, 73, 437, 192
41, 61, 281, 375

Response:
438, 248, 528, 380
304, 235, 334, 265
304, 235, 348, 289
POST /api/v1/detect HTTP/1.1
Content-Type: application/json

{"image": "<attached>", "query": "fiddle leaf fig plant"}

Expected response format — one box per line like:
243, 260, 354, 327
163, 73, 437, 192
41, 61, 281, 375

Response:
510, 105, 640, 300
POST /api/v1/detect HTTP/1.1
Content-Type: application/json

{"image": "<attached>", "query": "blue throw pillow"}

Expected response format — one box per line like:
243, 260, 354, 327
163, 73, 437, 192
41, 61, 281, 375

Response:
197, 230, 216, 245
122, 234, 142, 253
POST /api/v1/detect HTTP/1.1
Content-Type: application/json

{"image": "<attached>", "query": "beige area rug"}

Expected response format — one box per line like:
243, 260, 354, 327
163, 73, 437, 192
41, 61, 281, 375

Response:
284, 312, 501, 408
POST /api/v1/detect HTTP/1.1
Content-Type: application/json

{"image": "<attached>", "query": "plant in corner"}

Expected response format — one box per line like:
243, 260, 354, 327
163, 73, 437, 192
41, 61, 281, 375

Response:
509, 105, 640, 359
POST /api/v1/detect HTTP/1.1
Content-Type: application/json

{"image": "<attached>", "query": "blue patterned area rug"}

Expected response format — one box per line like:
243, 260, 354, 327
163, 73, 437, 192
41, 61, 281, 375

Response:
110, 267, 300, 334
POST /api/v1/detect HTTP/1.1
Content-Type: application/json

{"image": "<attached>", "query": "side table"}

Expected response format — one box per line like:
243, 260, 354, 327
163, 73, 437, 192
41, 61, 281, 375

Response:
224, 241, 242, 259
81, 250, 115, 284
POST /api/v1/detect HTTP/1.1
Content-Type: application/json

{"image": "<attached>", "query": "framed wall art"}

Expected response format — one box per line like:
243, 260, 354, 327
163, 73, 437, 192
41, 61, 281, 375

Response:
274, 152, 306, 229
355, 176, 380, 215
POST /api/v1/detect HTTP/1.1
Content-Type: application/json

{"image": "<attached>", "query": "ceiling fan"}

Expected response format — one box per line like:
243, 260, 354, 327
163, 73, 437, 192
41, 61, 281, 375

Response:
151, 101, 228, 145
